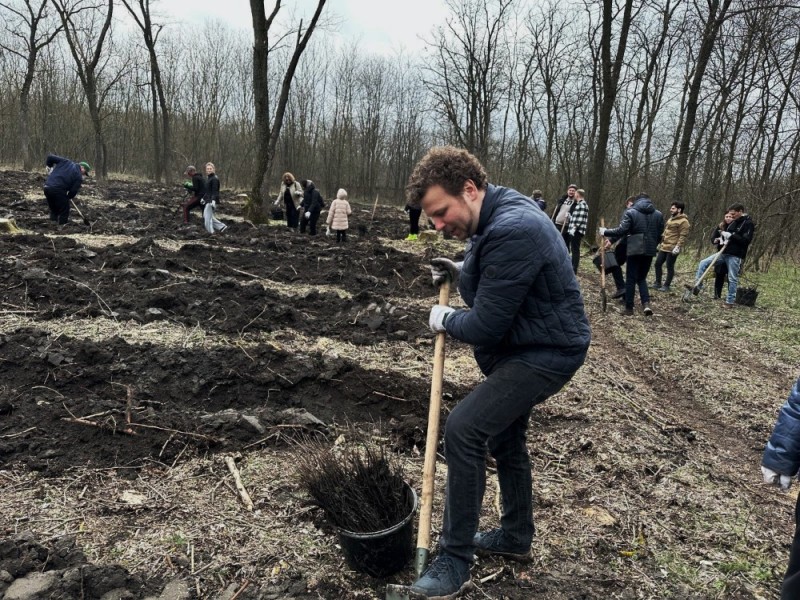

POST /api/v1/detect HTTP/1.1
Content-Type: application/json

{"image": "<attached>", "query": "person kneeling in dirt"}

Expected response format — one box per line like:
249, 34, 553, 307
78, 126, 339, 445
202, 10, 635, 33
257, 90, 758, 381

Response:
407, 146, 591, 599
761, 374, 800, 599
181, 165, 205, 224
299, 179, 325, 235
326, 188, 352, 242
43, 154, 91, 225
201, 162, 227, 234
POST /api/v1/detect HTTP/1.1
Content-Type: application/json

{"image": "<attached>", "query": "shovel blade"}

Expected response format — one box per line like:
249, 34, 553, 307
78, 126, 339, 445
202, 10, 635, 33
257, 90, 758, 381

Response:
385, 584, 426, 600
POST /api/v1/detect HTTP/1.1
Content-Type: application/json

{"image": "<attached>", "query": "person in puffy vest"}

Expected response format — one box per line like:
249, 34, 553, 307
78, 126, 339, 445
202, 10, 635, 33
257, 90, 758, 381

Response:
43, 154, 90, 224
405, 146, 590, 600
552, 183, 578, 245
326, 188, 352, 243
299, 179, 325, 235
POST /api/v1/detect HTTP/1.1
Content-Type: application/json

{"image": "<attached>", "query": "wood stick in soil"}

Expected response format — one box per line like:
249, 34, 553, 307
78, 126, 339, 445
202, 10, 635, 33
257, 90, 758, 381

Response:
225, 456, 254, 511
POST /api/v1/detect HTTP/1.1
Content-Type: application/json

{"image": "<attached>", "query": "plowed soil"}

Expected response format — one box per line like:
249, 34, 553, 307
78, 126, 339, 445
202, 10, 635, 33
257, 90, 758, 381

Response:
1, 168, 797, 599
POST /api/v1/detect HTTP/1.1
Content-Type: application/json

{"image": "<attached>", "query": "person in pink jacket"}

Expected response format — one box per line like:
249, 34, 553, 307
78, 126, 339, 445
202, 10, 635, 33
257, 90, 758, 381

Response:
326, 188, 352, 243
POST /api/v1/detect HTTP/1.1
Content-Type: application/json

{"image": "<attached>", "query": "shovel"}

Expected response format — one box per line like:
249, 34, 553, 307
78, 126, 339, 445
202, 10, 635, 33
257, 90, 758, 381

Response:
70, 199, 91, 226
386, 279, 450, 600
598, 218, 607, 312
682, 241, 727, 302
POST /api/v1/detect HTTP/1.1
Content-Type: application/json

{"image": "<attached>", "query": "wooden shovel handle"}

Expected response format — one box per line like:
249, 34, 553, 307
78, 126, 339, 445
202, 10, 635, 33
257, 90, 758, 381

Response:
417, 280, 450, 553
599, 217, 606, 288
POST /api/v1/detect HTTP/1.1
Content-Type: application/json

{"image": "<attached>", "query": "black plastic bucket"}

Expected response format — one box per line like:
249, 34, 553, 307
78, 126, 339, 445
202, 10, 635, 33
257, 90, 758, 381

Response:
336, 484, 417, 578
736, 287, 758, 307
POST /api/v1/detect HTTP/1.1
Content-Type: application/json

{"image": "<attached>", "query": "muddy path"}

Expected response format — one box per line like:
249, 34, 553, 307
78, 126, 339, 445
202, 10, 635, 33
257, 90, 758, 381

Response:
1, 167, 798, 599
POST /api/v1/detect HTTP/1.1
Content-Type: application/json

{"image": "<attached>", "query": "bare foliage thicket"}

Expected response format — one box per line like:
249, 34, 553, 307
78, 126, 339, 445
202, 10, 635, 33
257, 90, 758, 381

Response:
1, 0, 800, 264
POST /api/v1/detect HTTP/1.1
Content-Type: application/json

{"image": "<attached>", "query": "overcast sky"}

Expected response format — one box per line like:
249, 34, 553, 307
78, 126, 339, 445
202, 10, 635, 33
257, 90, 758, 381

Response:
155, 0, 450, 56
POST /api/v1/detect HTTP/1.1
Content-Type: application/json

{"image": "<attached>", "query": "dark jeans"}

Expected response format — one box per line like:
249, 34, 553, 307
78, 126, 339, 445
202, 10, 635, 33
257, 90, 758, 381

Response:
608, 266, 625, 291
439, 360, 575, 562
624, 255, 653, 310
300, 207, 321, 235
569, 232, 584, 274
44, 187, 70, 224
284, 199, 299, 229
408, 207, 422, 234
182, 195, 202, 223
782, 494, 800, 598
335, 229, 347, 243
653, 251, 677, 287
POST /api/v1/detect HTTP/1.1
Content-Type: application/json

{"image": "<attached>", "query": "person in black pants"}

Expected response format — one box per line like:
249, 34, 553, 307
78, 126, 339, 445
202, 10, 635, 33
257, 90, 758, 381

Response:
43, 154, 90, 224
181, 165, 205, 223
405, 198, 422, 240
299, 179, 325, 235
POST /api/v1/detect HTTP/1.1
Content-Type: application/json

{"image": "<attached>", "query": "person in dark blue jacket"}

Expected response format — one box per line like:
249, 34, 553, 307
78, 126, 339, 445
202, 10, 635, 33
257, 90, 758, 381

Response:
599, 193, 665, 316
404, 146, 591, 599
762, 376, 800, 599
43, 154, 91, 224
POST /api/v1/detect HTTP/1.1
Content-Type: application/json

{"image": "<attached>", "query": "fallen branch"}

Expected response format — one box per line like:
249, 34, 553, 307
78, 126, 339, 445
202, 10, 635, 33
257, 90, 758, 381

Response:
0, 427, 36, 439
224, 456, 254, 511
229, 581, 250, 600
61, 417, 137, 436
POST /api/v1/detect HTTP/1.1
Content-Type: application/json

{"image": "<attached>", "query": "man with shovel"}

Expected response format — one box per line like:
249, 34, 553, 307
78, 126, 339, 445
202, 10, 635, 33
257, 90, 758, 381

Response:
691, 203, 754, 309
404, 146, 591, 599
43, 154, 91, 225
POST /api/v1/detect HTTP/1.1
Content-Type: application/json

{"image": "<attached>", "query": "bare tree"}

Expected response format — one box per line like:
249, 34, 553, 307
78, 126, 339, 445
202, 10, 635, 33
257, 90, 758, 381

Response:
120, 0, 171, 182
0, 0, 62, 169
50, 0, 116, 178
248, 0, 326, 218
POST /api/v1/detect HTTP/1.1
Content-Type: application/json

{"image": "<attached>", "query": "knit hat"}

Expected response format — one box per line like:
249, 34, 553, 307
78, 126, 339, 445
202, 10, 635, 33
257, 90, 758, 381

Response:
337, 188, 348, 199
79, 161, 92, 173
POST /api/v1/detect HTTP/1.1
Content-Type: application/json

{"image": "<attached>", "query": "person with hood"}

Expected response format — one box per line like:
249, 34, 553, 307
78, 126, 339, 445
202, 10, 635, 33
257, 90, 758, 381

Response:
690, 202, 754, 308
600, 193, 665, 316
404, 146, 591, 599
326, 188, 352, 242
181, 165, 205, 224
761, 375, 800, 599
201, 162, 227, 234
653, 201, 691, 292
43, 154, 91, 224
299, 179, 325, 235
274, 172, 303, 229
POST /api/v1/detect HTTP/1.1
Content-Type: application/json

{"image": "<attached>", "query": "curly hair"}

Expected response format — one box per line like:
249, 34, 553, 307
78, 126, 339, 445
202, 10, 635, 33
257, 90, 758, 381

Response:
406, 146, 488, 205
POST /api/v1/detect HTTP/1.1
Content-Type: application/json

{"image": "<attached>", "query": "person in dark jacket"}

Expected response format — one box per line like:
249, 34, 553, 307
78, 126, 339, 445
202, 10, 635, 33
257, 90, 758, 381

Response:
692, 203, 754, 308
201, 162, 227, 234
530, 189, 546, 212
709, 211, 735, 299
405, 146, 591, 599
600, 193, 665, 316
603, 195, 636, 299
43, 154, 90, 224
552, 183, 578, 245
181, 165, 205, 224
299, 179, 325, 235
762, 375, 800, 599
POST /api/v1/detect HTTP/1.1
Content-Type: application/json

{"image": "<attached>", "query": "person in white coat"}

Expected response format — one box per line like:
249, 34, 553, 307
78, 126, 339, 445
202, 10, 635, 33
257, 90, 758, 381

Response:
326, 188, 352, 242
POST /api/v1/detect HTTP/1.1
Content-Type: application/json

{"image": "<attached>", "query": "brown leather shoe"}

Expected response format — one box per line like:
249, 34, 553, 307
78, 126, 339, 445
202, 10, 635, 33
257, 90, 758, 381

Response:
722, 302, 734, 309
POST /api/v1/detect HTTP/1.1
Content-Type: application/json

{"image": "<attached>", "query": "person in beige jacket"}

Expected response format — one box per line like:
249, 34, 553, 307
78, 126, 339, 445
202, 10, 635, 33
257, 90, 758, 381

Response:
326, 188, 352, 242
653, 201, 690, 292
274, 172, 304, 229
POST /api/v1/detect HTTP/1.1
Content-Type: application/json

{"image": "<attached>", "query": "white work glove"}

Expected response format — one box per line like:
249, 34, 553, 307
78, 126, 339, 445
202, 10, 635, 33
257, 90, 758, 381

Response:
273, 198, 280, 206
672, 245, 680, 255
46, 166, 53, 175
762, 466, 793, 491
430, 258, 463, 287
429, 305, 455, 333
200, 198, 206, 206
304, 211, 311, 219
326, 225, 331, 236
720, 231, 732, 243
599, 227, 607, 236
211, 200, 217, 210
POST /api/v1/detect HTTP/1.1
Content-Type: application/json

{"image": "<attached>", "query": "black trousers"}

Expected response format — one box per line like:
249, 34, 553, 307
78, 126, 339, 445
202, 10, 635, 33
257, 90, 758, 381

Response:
569, 232, 583, 274
654, 251, 678, 286
408, 207, 422, 234
782, 494, 800, 598
44, 187, 70, 224
300, 207, 321, 235
336, 229, 347, 243
284, 200, 299, 229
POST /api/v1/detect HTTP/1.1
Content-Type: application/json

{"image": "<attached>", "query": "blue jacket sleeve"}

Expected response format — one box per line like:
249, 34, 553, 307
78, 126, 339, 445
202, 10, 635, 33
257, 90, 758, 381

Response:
46, 154, 64, 168
604, 210, 634, 238
763, 377, 800, 476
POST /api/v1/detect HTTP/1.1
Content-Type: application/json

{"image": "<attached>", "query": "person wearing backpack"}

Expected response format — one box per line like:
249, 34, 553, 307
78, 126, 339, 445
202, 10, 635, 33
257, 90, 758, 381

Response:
299, 179, 325, 235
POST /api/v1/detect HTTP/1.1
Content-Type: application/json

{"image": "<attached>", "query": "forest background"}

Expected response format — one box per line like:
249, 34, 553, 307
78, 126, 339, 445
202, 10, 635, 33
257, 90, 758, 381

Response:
1, 0, 799, 270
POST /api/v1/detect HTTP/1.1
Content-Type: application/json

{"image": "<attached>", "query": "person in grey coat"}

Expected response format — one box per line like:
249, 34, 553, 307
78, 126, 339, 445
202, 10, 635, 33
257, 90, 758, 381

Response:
600, 193, 664, 316
762, 375, 800, 599
404, 146, 591, 599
